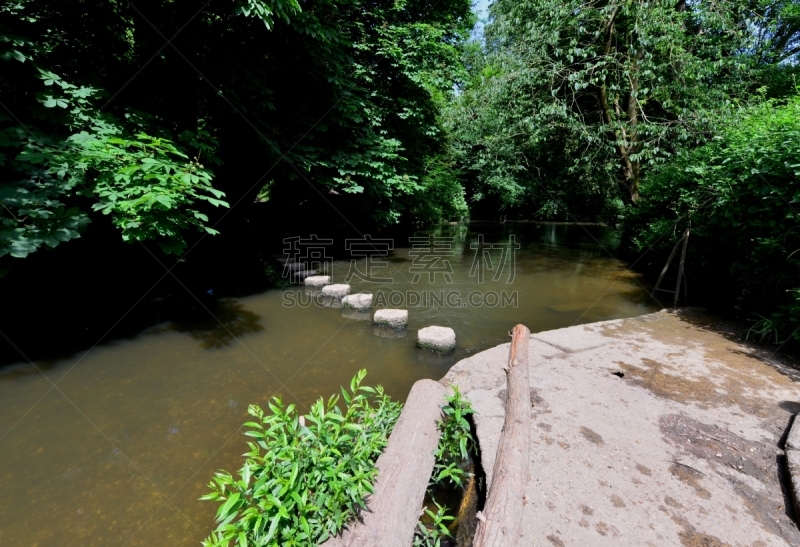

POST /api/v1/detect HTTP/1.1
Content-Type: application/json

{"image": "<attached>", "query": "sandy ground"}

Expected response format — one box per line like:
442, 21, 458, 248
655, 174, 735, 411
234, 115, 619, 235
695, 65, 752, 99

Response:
440, 309, 800, 546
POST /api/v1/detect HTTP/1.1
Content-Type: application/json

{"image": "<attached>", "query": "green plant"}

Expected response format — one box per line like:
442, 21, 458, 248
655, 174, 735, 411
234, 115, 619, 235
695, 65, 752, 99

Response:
746, 314, 782, 344
413, 500, 455, 547
0, 68, 228, 258
431, 385, 475, 488
628, 93, 800, 347
200, 370, 402, 547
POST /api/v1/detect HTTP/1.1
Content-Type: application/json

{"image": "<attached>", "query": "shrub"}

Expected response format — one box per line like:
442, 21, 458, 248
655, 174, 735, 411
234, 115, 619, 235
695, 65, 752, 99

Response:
627, 93, 800, 345
201, 370, 402, 547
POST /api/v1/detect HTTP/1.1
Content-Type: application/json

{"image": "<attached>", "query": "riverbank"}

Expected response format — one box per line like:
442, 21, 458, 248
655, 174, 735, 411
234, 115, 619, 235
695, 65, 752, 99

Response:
440, 308, 800, 545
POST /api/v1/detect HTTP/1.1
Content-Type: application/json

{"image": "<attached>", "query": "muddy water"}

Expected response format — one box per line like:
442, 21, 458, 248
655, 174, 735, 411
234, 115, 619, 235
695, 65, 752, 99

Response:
0, 222, 657, 546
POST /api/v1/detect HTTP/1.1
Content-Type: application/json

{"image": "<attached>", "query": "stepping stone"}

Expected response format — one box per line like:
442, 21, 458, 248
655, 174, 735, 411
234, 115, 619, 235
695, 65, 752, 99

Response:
321, 284, 350, 298
417, 326, 456, 352
342, 293, 373, 311
305, 275, 331, 287
373, 309, 408, 330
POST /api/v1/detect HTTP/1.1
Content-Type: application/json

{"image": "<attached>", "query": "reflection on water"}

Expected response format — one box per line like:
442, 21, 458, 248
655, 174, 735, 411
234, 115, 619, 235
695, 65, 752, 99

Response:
168, 301, 265, 349
0, 223, 657, 546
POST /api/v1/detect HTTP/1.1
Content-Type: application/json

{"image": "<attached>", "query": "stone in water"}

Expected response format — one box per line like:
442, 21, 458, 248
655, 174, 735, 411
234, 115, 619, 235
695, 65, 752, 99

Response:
342, 293, 373, 311
374, 309, 408, 330
305, 276, 331, 287
417, 326, 456, 352
321, 284, 350, 298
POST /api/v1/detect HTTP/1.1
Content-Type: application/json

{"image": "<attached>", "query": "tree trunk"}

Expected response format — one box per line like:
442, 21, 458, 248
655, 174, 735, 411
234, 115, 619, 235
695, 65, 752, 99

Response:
597, 8, 641, 205
473, 324, 531, 546
322, 379, 448, 547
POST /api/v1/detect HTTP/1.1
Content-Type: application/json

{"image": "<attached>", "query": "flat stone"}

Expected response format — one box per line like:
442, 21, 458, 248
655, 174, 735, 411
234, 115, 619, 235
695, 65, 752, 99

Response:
438, 310, 800, 546
342, 293, 373, 311
305, 275, 331, 287
417, 326, 456, 352
373, 309, 408, 329
321, 284, 350, 298
473, 414, 504, 490
440, 343, 510, 392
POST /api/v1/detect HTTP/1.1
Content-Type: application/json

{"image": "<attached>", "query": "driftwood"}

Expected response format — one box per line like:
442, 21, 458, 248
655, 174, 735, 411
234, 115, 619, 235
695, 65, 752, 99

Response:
323, 379, 448, 547
473, 324, 531, 546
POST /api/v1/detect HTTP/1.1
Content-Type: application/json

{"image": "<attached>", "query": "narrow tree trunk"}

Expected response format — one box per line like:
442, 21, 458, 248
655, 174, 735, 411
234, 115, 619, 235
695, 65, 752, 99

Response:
599, 8, 643, 205
473, 324, 531, 546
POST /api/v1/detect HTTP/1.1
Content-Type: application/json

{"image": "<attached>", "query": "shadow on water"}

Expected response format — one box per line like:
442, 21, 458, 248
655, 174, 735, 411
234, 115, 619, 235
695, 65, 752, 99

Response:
0, 299, 264, 378
167, 300, 264, 349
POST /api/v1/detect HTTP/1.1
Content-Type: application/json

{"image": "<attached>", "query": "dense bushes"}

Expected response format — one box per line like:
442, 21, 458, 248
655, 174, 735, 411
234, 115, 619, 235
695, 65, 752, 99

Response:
201, 370, 401, 546
627, 94, 800, 345
0, 0, 474, 264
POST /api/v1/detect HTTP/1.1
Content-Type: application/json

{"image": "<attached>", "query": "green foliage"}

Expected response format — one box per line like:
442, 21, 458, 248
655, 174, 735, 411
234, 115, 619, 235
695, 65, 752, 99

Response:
0, 0, 474, 266
412, 154, 469, 225
413, 386, 474, 545
431, 385, 475, 488
0, 3, 229, 258
284, 0, 474, 226
628, 94, 800, 345
443, 0, 800, 218
413, 501, 455, 547
201, 370, 402, 547
234, 0, 301, 29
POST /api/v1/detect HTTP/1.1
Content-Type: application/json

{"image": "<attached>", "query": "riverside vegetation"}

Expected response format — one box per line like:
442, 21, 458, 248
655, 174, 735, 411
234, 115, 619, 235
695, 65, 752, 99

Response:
201, 372, 475, 547
2, 0, 799, 345
3, 0, 799, 349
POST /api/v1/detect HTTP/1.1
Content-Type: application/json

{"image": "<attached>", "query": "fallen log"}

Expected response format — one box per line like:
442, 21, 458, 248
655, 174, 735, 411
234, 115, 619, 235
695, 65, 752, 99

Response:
473, 324, 531, 546
323, 379, 448, 547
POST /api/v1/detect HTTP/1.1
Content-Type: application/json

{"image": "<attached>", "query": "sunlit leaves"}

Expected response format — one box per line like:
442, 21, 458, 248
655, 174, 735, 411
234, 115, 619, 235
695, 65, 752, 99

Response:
201, 370, 402, 547
0, 68, 228, 258
234, 0, 301, 29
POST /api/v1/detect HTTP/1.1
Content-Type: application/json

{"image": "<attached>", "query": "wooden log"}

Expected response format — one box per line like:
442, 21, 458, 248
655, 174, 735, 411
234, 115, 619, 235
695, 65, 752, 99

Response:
323, 379, 448, 547
473, 324, 531, 547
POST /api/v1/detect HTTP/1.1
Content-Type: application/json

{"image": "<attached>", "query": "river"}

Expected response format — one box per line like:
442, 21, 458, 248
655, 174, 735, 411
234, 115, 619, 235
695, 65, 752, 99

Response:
0, 222, 658, 546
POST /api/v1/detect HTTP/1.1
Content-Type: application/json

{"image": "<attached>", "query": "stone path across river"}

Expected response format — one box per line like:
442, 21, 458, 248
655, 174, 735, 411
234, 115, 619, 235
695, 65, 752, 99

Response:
440, 309, 800, 546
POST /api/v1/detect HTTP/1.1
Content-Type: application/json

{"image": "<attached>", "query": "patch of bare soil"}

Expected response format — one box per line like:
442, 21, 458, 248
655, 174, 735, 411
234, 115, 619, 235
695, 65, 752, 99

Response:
660, 414, 800, 544
616, 357, 769, 417
604, 311, 799, 415
659, 502, 732, 546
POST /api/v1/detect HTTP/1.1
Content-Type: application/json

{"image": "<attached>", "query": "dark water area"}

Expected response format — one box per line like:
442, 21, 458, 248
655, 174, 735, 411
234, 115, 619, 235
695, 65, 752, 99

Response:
0, 222, 658, 546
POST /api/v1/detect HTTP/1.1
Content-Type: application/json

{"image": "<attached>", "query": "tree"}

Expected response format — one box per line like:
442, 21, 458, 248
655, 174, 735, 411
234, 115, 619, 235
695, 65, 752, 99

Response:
0, 0, 473, 263
446, 0, 799, 215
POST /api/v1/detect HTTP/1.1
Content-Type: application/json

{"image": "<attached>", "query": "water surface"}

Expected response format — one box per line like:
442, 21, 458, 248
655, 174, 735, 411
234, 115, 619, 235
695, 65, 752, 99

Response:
0, 222, 657, 546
